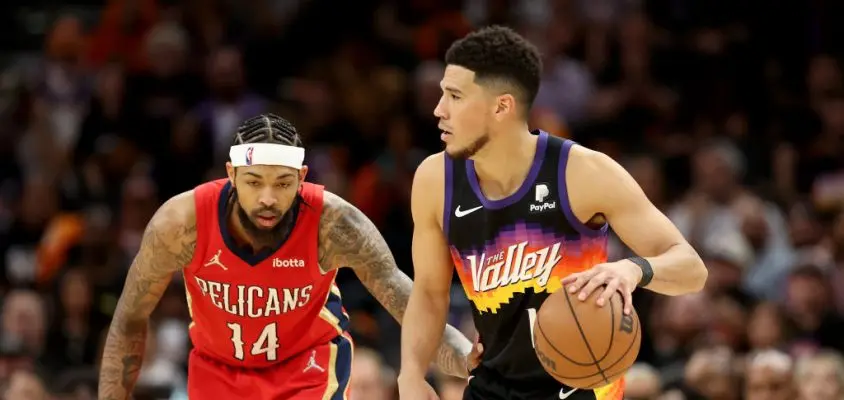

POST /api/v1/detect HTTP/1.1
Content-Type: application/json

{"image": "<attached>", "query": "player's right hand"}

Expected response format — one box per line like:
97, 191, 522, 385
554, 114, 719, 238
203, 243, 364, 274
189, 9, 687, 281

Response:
397, 376, 439, 400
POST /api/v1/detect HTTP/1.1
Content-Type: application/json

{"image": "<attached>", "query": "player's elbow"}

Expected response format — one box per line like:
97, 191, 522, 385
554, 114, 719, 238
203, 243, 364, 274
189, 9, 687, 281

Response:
108, 310, 151, 339
683, 248, 708, 293
111, 298, 154, 328
112, 308, 150, 327
409, 279, 451, 317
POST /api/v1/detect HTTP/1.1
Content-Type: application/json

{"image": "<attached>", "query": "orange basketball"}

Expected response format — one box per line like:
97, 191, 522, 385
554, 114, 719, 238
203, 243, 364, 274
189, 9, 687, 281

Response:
533, 287, 641, 389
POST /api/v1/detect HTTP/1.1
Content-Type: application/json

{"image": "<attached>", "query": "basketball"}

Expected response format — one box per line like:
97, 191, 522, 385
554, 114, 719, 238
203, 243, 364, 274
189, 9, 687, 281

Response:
533, 287, 641, 389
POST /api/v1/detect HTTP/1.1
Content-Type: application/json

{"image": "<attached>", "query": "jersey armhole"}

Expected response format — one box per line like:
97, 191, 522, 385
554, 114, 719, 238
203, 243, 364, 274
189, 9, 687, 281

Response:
299, 182, 325, 212
557, 140, 609, 237
298, 182, 325, 261
443, 155, 454, 237
186, 186, 213, 274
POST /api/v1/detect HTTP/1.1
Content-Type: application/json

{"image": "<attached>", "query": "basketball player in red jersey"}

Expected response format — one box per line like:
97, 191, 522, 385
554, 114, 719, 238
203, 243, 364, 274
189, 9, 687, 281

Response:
98, 114, 473, 400
398, 26, 708, 400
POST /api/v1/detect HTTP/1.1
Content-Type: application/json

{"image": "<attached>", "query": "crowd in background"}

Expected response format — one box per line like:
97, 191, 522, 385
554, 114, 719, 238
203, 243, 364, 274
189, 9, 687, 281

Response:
2, 0, 844, 399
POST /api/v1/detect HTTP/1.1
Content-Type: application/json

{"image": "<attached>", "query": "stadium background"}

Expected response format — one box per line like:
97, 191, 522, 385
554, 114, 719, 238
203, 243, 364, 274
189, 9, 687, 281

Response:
2, 0, 844, 399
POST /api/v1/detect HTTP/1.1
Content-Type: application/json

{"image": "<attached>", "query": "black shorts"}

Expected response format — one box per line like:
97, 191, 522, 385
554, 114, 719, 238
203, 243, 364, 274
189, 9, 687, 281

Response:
463, 366, 608, 400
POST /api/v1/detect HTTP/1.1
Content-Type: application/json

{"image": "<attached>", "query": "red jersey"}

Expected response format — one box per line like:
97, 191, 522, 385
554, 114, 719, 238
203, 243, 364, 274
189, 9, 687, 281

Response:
183, 179, 349, 368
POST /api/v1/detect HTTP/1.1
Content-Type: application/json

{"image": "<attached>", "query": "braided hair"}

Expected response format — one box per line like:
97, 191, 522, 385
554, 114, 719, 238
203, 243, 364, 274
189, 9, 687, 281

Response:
228, 113, 308, 208
232, 113, 303, 147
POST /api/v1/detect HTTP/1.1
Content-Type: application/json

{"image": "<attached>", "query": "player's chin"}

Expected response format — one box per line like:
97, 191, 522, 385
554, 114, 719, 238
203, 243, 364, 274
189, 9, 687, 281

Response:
444, 144, 469, 160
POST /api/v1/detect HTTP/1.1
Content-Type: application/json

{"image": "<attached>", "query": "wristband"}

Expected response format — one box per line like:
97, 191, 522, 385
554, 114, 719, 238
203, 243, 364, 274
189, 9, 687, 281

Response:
628, 256, 653, 287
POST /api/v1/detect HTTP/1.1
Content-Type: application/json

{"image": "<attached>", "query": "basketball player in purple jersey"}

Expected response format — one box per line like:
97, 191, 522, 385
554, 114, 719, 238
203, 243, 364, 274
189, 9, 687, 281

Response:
398, 26, 708, 400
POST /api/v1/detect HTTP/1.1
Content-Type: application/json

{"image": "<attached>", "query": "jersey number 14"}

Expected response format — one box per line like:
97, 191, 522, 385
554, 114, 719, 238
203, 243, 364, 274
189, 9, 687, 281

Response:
227, 322, 280, 361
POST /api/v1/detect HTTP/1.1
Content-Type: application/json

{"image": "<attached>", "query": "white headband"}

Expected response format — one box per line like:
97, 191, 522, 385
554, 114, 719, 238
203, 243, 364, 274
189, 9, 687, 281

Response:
229, 143, 305, 169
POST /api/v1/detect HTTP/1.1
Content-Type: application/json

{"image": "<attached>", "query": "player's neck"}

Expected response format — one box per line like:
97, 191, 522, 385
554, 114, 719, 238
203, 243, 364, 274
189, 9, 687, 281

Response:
471, 128, 537, 200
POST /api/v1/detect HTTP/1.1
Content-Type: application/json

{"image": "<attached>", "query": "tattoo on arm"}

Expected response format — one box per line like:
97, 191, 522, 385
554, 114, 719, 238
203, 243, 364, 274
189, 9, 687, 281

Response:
98, 196, 196, 400
318, 192, 471, 377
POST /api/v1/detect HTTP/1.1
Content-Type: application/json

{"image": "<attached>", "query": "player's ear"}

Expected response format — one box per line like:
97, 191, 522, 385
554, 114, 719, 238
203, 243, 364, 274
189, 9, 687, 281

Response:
225, 162, 236, 185
494, 93, 516, 121
298, 165, 309, 183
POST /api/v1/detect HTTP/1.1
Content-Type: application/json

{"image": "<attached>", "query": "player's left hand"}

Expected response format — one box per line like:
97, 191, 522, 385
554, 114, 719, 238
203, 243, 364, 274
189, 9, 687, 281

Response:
561, 259, 643, 315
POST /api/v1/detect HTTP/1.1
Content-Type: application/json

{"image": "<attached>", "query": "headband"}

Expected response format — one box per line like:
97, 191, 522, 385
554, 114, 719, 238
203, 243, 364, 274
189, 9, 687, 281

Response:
229, 143, 305, 169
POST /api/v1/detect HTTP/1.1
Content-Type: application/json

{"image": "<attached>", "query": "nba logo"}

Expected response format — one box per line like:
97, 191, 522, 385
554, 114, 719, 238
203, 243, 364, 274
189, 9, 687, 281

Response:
245, 147, 254, 165
535, 184, 549, 203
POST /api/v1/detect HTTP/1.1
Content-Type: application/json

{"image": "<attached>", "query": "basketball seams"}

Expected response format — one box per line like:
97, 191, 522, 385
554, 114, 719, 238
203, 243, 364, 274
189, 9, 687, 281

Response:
537, 312, 640, 383
594, 291, 617, 363
536, 318, 596, 367
578, 317, 640, 387
533, 287, 642, 391
561, 288, 609, 382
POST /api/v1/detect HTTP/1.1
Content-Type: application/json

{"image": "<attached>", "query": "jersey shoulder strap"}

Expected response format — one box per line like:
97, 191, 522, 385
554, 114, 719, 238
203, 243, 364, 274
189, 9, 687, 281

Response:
189, 179, 228, 273
298, 182, 325, 221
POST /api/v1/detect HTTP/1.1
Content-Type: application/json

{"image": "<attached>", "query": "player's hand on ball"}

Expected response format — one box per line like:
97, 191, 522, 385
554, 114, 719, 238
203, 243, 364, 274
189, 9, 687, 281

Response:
561, 259, 643, 315
397, 376, 439, 400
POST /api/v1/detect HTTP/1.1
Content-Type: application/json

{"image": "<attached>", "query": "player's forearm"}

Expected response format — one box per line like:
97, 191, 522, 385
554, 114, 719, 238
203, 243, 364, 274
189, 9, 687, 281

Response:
437, 324, 472, 377
400, 288, 449, 378
371, 283, 469, 377
638, 243, 707, 295
98, 316, 149, 400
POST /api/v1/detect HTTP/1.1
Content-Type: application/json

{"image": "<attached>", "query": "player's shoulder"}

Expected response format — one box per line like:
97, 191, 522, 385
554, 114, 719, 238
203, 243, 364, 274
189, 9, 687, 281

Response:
565, 143, 621, 182
320, 189, 349, 215
410, 152, 446, 222
317, 189, 364, 229
148, 190, 197, 237
315, 189, 372, 271
413, 151, 446, 189
564, 142, 637, 215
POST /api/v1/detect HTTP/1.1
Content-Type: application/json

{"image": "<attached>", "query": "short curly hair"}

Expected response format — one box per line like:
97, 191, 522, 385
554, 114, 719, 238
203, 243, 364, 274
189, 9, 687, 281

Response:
445, 25, 542, 111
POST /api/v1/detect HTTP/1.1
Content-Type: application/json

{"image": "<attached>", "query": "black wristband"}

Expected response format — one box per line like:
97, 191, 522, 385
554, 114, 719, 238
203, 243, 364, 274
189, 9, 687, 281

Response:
628, 256, 653, 287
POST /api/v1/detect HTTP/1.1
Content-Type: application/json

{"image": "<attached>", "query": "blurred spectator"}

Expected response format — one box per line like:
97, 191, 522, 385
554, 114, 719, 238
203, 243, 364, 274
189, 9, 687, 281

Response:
1, 290, 47, 358
747, 302, 790, 352
650, 293, 711, 384
745, 349, 795, 400
783, 266, 844, 355
87, 0, 160, 72
795, 350, 844, 400
624, 363, 662, 399
350, 347, 394, 400
43, 268, 106, 375
671, 140, 795, 301
194, 46, 266, 167
31, 15, 92, 168
2, 370, 48, 400
684, 346, 740, 400
53, 368, 98, 400
136, 322, 186, 393
532, 23, 595, 127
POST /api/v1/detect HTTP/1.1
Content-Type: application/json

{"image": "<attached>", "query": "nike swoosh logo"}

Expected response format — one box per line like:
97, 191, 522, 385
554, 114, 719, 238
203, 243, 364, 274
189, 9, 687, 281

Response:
559, 388, 578, 399
455, 205, 483, 218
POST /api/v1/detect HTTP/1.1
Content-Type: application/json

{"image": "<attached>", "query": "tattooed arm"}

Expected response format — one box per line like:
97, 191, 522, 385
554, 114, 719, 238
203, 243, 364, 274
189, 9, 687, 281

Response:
318, 190, 472, 378
98, 192, 197, 400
